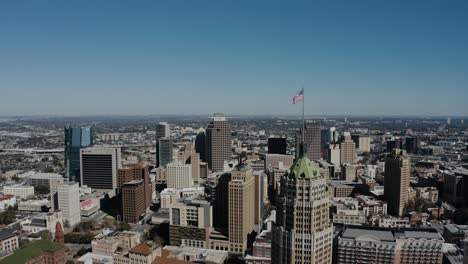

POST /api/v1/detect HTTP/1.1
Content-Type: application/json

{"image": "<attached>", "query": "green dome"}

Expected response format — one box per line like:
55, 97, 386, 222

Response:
288, 156, 321, 179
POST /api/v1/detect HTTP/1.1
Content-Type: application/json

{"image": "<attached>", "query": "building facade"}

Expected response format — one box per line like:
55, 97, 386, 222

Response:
80, 147, 121, 190
205, 113, 231, 172
384, 149, 410, 217
64, 126, 93, 183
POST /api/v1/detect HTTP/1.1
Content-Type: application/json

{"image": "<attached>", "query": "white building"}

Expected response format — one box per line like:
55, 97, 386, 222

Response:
58, 182, 81, 227
0, 194, 17, 211
166, 162, 193, 189
2, 185, 34, 199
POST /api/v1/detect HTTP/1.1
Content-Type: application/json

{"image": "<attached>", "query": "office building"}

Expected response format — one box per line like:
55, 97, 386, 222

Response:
405, 137, 420, 154
267, 137, 287, 155
58, 182, 81, 227
295, 121, 321, 160
351, 135, 371, 153
336, 226, 444, 264
205, 113, 231, 172
272, 149, 333, 264
27, 173, 64, 187
158, 137, 174, 168
118, 164, 152, 209
80, 147, 121, 190
177, 143, 201, 183
195, 132, 206, 161
264, 154, 294, 170
0, 229, 18, 254
2, 185, 34, 199
64, 126, 93, 183
443, 168, 468, 207
156, 122, 170, 167
384, 149, 410, 217
228, 161, 255, 255
122, 180, 147, 223
340, 132, 356, 164
328, 143, 341, 168
212, 172, 231, 229
341, 163, 358, 182
166, 162, 193, 189
320, 128, 331, 149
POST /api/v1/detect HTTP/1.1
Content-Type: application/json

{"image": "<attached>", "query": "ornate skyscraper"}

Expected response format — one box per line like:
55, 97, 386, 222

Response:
272, 146, 333, 263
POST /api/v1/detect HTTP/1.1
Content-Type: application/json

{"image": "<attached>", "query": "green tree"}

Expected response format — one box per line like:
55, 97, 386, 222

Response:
35, 184, 50, 195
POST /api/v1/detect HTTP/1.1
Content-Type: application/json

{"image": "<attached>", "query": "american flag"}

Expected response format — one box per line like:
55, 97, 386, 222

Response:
293, 88, 304, 104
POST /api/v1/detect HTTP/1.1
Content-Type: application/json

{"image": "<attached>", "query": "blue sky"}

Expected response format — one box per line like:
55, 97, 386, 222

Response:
0, 0, 467, 116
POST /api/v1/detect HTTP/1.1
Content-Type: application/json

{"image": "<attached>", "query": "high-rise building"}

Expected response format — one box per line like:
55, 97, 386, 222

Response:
295, 121, 321, 160
212, 172, 231, 229
64, 126, 93, 183
328, 143, 341, 168
340, 132, 356, 164
384, 149, 410, 217
80, 147, 121, 190
405, 137, 420, 154
156, 122, 170, 167
118, 164, 152, 209
166, 162, 193, 189
177, 143, 201, 183
351, 135, 371, 153
272, 147, 333, 264
267, 138, 287, 155
122, 180, 146, 223
320, 129, 330, 149
58, 182, 81, 227
195, 132, 206, 161
228, 161, 255, 255
158, 138, 173, 168
206, 113, 231, 172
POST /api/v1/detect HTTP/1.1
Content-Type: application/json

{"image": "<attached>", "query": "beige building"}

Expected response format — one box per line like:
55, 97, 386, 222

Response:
296, 121, 321, 161
228, 162, 255, 256
177, 143, 201, 183
0, 229, 19, 254
92, 231, 141, 256
340, 132, 356, 164
205, 113, 231, 172
272, 152, 333, 263
166, 162, 193, 189
384, 149, 410, 217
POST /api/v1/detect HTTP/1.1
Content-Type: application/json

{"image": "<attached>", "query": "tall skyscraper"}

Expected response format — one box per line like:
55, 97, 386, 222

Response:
64, 126, 93, 183
177, 143, 201, 183
268, 137, 287, 155
213, 172, 231, 229
118, 164, 152, 210
158, 138, 173, 167
405, 137, 420, 154
384, 149, 410, 217
295, 121, 321, 160
156, 122, 170, 167
206, 113, 231, 172
272, 146, 333, 264
195, 132, 206, 161
340, 132, 356, 164
228, 159, 255, 255
58, 182, 81, 227
80, 147, 121, 190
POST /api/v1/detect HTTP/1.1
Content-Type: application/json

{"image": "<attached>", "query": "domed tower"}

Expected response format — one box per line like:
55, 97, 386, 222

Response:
54, 222, 64, 244
272, 146, 333, 263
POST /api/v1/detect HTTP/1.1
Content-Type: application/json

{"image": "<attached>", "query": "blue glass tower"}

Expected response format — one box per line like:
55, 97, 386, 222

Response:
64, 126, 93, 183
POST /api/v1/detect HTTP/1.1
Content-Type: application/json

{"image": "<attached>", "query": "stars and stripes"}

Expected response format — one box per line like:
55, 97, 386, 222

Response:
293, 88, 304, 104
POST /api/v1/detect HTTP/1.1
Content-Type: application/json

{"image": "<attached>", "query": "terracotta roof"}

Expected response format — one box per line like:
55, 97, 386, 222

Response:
129, 243, 153, 256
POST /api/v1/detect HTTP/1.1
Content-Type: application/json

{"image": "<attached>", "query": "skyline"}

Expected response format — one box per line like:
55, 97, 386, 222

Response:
1, 0, 467, 116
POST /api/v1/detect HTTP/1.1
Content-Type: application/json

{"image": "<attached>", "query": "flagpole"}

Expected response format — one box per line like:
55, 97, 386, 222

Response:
302, 86, 305, 145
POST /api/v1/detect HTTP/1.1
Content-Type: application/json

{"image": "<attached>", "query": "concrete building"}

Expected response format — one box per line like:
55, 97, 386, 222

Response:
80, 147, 122, 190
58, 182, 81, 227
166, 162, 193, 189
162, 246, 228, 264
27, 173, 64, 187
156, 122, 171, 168
211, 172, 231, 229
340, 132, 356, 164
21, 211, 63, 236
2, 184, 34, 199
228, 162, 255, 256
118, 164, 152, 210
0, 194, 16, 211
336, 226, 443, 264
384, 149, 410, 217
195, 132, 206, 162
351, 135, 371, 153
341, 163, 358, 182
272, 151, 333, 264
122, 180, 146, 223
205, 113, 231, 172
0, 229, 18, 254
328, 143, 341, 169
264, 154, 294, 170
158, 137, 174, 168
296, 121, 321, 160
177, 143, 201, 183
331, 197, 366, 225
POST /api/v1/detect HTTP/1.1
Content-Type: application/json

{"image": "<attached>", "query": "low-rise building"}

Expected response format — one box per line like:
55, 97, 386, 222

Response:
0, 195, 16, 211
162, 246, 228, 264
0, 240, 65, 264
2, 184, 34, 199
18, 199, 50, 212
0, 229, 18, 254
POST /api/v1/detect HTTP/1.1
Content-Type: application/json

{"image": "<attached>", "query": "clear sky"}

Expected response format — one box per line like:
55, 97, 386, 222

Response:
0, 0, 467, 116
